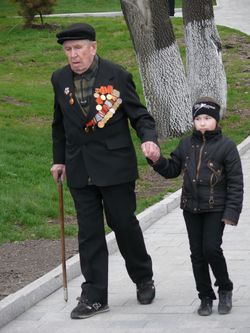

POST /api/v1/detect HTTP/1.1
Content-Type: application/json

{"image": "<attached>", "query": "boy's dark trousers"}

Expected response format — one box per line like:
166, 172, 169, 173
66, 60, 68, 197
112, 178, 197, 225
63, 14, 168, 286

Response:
183, 211, 233, 300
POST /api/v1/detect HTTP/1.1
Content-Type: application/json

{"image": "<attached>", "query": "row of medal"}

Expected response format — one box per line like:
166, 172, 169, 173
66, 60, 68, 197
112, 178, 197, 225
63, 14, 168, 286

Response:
85, 85, 122, 131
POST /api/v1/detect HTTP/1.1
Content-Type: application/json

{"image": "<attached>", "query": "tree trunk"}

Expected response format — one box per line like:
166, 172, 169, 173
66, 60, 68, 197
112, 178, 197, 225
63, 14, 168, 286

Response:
121, 0, 192, 138
182, 0, 227, 116
39, 12, 44, 26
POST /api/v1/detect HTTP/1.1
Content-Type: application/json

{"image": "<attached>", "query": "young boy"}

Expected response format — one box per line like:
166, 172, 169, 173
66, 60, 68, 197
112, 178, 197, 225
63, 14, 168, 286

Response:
149, 97, 244, 316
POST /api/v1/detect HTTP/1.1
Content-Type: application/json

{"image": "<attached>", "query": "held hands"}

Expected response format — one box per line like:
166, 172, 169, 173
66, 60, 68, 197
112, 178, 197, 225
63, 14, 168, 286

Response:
222, 219, 235, 226
141, 141, 160, 163
50, 164, 66, 183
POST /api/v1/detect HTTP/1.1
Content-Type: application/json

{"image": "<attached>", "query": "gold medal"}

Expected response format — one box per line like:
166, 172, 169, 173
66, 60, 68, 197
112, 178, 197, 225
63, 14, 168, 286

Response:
106, 112, 113, 119
69, 93, 74, 105
112, 89, 120, 97
98, 120, 105, 128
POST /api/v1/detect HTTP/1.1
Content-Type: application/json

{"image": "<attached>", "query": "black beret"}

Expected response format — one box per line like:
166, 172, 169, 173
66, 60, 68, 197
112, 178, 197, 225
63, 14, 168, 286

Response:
56, 23, 96, 44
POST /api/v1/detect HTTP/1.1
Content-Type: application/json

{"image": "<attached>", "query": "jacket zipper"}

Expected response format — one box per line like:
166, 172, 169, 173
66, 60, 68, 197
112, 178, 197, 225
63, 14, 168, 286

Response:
196, 134, 205, 180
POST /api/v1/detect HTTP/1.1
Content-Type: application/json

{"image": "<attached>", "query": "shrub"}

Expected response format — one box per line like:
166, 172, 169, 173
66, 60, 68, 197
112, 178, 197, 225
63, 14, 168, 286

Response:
11, 0, 57, 27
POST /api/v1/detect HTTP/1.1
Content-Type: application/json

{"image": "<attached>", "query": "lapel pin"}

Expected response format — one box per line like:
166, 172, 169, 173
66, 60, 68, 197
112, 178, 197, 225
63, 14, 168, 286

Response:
64, 87, 70, 95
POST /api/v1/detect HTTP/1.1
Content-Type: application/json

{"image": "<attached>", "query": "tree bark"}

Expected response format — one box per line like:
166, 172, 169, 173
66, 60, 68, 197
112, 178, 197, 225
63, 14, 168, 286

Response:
121, 0, 192, 138
182, 0, 227, 116
39, 12, 44, 26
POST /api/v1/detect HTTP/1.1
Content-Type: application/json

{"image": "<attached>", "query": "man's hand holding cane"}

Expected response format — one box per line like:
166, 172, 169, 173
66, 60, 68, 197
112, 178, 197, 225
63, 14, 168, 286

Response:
50, 164, 68, 302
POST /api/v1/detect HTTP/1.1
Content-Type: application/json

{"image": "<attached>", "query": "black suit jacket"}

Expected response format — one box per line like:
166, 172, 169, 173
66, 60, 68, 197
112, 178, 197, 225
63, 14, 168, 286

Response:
51, 57, 158, 188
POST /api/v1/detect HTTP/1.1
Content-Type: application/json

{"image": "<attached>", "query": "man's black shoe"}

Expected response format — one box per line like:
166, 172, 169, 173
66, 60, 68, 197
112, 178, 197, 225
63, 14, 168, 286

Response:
218, 290, 232, 314
137, 280, 155, 304
197, 297, 213, 316
70, 297, 109, 319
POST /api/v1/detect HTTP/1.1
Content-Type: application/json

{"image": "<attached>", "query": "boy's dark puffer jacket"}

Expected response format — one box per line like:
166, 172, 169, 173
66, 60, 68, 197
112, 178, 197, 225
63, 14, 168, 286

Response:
153, 128, 244, 224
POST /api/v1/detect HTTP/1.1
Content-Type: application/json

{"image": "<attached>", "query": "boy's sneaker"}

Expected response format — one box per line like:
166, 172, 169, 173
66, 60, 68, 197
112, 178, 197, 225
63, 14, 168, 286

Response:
197, 297, 213, 316
70, 296, 109, 319
137, 280, 155, 304
218, 290, 232, 314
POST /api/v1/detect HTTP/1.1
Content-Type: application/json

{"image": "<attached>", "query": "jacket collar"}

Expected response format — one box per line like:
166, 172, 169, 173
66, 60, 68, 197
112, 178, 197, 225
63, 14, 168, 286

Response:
192, 127, 222, 142
73, 55, 99, 81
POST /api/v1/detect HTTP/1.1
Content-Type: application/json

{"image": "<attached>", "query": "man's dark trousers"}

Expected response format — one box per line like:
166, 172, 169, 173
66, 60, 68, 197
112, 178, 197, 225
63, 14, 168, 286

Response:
70, 181, 153, 304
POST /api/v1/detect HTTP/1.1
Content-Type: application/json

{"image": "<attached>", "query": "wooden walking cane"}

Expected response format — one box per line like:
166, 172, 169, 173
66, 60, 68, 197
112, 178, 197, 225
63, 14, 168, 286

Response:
57, 173, 68, 302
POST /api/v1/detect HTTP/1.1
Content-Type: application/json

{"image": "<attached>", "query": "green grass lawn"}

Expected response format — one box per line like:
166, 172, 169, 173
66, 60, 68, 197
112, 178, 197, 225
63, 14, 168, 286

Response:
1, 0, 182, 17
0, 11, 249, 245
1, 0, 121, 16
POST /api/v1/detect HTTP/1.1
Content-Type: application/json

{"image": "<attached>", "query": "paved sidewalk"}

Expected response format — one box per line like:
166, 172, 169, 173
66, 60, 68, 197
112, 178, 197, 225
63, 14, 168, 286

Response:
214, 0, 250, 35
175, 0, 250, 35
1, 138, 250, 333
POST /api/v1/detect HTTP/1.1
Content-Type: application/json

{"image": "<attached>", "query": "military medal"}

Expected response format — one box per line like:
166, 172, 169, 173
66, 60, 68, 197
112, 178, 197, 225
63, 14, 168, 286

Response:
85, 85, 122, 131
64, 87, 75, 105
69, 93, 74, 105
97, 120, 105, 128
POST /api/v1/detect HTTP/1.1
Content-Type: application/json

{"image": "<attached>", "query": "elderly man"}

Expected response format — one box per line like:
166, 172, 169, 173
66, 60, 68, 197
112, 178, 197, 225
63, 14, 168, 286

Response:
50, 22, 160, 319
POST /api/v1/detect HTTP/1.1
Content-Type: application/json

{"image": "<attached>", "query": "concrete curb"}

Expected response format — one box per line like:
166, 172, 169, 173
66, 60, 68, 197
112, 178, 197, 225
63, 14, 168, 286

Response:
35, 8, 182, 18
0, 135, 249, 328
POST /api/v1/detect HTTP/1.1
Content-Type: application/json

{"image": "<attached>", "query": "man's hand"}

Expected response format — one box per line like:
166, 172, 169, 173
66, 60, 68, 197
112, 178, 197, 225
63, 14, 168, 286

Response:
141, 141, 160, 163
50, 164, 66, 183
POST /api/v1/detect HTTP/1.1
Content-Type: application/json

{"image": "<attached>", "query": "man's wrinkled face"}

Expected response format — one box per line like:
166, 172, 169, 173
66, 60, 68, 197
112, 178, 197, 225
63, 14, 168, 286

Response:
63, 40, 97, 75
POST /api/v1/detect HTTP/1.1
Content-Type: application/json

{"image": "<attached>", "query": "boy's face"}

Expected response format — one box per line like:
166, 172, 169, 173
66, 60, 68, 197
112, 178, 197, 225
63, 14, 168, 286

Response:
194, 114, 217, 134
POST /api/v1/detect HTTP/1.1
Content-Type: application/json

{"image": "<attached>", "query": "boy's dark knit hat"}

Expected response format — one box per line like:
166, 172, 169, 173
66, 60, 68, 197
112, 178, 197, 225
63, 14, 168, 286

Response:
56, 23, 96, 44
192, 97, 221, 122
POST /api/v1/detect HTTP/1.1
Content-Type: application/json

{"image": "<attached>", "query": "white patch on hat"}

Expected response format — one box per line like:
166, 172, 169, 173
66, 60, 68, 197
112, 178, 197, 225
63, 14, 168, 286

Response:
194, 103, 216, 111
